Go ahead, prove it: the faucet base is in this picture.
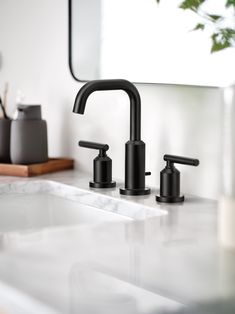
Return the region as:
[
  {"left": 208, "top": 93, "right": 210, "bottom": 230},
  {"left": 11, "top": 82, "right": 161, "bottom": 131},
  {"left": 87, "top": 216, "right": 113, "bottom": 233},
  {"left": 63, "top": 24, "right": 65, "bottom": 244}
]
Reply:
[
  {"left": 120, "top": 187, "right": 151, "bottom": 196},
  {"left": 90, "top": 181, "right": 116, "bottom": 188},
  {"left": 156, "top": 195, "right": 184, "bottom": 203}
]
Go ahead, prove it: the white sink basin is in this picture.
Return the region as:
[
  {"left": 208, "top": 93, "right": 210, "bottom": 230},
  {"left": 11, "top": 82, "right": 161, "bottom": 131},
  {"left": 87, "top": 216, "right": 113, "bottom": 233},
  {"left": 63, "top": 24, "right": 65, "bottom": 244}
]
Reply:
[
  {"left": 0, "top": 193, "right": 130, "bottom": 233},
  {"left": 0, "top": 180, "right": 165, "bottom": 234}
]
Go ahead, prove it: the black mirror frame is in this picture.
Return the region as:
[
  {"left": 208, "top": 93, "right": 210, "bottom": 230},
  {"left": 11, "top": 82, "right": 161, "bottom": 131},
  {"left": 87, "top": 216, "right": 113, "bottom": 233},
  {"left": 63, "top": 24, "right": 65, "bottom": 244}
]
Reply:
[{"left": 68, "top": 0, "right": 87, "bottom": 83}]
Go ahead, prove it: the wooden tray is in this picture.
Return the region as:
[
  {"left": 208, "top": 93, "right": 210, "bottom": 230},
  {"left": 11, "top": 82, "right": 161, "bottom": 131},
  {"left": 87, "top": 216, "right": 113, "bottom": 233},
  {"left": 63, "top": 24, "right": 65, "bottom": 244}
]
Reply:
[{"left": 0, "top": 158, "right": 74, "bottom": 177}]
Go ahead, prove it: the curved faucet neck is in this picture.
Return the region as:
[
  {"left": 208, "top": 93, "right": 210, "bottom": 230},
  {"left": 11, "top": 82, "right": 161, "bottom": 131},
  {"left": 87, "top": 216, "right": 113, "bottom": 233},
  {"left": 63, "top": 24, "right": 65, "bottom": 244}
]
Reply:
[{"left": 73, "top": 79, "right": 141, "bottom": 141}]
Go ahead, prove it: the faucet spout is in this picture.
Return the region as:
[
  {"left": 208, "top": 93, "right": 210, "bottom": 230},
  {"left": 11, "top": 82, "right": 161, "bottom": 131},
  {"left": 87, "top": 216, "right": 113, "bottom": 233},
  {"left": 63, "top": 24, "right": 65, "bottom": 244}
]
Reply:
[{"left": 73, "top": 79, "right": 141, "bottom": 141}]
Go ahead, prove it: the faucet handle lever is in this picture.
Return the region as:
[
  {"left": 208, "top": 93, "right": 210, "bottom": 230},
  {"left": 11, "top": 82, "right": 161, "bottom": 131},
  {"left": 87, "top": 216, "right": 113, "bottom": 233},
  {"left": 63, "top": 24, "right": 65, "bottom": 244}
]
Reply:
[
  {"left": 164, "top": 154, "right": 199, "bottom": 167},
  {"left": 79, "top": 141, "right": 109, "bottom": 157}
]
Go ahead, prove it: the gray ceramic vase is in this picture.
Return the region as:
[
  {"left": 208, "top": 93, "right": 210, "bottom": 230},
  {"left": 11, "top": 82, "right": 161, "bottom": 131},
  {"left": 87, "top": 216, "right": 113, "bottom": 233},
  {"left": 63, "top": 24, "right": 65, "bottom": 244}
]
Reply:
[
  {"left": 0, "top": 118, "right": 11, "bottom": 163},
  {"left": 10, "top": 105, "right": 48, "bottom": 164}
]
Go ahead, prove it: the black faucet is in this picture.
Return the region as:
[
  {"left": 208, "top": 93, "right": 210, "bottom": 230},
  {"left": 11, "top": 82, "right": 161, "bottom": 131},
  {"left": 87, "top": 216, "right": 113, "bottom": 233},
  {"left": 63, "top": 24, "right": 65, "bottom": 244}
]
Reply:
[{"left": 73, "top": 79, "right": 150, "bottom": 196}]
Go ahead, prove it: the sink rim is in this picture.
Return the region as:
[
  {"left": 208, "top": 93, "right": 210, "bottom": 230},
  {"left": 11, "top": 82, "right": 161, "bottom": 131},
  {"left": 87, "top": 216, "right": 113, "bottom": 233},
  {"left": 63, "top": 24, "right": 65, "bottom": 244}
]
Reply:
[{"left": 0, "top": 179, "right": 167, "bottom": 222}]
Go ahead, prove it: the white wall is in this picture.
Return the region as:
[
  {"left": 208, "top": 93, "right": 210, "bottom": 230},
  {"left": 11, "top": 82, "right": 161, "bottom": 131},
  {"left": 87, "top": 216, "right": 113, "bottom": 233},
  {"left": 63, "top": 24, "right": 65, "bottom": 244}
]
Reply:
[{"left": 0, "top": 0, "right": 222, "bottom": 199}]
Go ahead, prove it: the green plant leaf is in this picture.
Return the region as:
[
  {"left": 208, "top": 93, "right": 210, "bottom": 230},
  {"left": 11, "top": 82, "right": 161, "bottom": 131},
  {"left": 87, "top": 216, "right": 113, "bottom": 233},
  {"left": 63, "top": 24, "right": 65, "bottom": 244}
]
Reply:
[
  {"left": 156, "top": 0, "right": 235, "bottom": 53},
  {"left": 211, "top": 32, "right": 232, "bottom": 52},
  {"left": 226, "top": 0, "right": 235, "bottom": 8},
  {"left": 192, "top": 23, "right": 205, "bottom": 30},
  {"left": 179, "top": 0, "right": 206, "bottom": 11},
  {"left": 208, "top": 14, "right": 223, "bottom": 21},
  {"left": 221, "top": 28, "right": 235, "bottom": 37},
  {"left": 211, "top": 40, "right": 231, "bottom": 52}
]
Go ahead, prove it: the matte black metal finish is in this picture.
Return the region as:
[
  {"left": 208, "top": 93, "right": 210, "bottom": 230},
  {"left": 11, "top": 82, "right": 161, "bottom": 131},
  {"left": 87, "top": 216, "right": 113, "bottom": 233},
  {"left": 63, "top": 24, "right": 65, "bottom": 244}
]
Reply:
[
  {"left": 73, "top": 79, "right": 141, "bottom": 141},
  {"left": 164, "top": 154, "right": 200, "bottom": 167},
  {"left": 79, "top": 141, "right": 116, "bottom": 189},
  {"left": 156, "top": 195, "right": 185, "bottom": 203},
  {"left": 73, "top": 79, "right": 150, "bottom": 196},
  {"left": 90, "top": 181, "right": 116, "bottom": 188},
  {"left": 120, "top": 187, "right": 151, "bottom": 196},
  {"left": 156, "top": 154, "right": 199, "bottom": 203},
  {"left": 120, "top": 140, "right": 150, "bottom": 195},
  {"left": 79, "top": 141, "right": 109, "bottom": 157}
]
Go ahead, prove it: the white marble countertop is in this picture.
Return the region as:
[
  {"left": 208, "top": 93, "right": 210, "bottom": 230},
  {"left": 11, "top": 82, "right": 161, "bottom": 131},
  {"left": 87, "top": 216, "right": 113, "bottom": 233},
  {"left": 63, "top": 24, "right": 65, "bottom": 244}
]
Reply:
[{"left": 0, "top": 170, "right": 233, "bottom": 314}]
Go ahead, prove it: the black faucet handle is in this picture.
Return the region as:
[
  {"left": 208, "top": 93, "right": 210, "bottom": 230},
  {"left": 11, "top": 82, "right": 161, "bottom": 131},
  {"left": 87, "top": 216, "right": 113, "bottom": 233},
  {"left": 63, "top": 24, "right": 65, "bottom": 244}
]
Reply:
[
  {"left": 79, "top": 141, "right": 109, "bottom": 157},
  {"left": 156, "top": 154, "right": 200, "bottom": 203},
  {"left": 164, "top": 154, "right": 199, "bottom": 167},
  {"left": 78, "top": 140, "right": 116, "bottom": 189}
]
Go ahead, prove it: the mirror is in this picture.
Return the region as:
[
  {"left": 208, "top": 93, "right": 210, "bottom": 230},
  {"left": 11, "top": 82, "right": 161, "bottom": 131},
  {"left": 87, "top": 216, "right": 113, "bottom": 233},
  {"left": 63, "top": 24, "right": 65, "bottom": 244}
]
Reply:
[{"left": 69, "top": 0, "right": 235, "bottom": 86}]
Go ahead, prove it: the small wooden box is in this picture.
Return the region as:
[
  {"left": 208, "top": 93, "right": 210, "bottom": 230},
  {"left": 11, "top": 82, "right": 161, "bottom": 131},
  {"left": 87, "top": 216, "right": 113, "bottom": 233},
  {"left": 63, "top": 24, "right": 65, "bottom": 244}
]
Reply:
[{"left": 0, "top": 158, "right": 74, "bottom": 177}]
